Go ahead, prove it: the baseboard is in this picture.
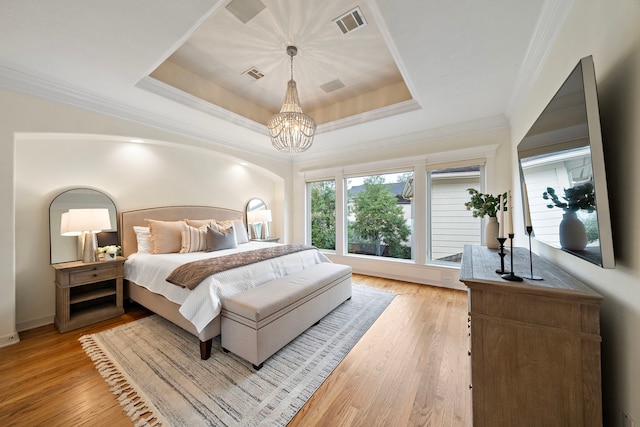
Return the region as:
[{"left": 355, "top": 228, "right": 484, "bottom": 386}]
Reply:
[
  {"left": 0, "top": 330, "right": 20, "bottom": 348},
  {"left": 16, "top": 315, "right": 54, "bottom": 333},
  {"left": 325, "top": 254, "right": 466, "bottom": 291}
]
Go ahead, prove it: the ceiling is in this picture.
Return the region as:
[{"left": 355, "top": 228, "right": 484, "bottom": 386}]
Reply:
[
  {"left": 0, "top": 0, "right": 572, "bottom": 163},
  {"left": 150, "top": 1, "right": 412, "bottom": 127}
]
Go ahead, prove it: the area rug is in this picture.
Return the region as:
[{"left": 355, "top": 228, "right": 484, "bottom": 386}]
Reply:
[{"left": 80, "top": 284, "right": 395, "bottom": 427}]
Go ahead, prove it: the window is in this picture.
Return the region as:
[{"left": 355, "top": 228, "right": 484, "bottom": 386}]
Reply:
[
  {"left": 308, "top": 180, "right": 336, "bottom": 250},
  {"left": 346, "top": 171, "right": 413, "bottom": 260},
  {"left": 303, "top": 148, "right": 493, "bottom": 271},
  {"left": 429, "top": 166, "right": 481, "bottom": 263}
]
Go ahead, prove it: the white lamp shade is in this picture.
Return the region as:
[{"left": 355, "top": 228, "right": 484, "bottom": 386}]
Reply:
[
  {"left": 66, "top": 208, "right": 112, "bottom": 233},
  {"left": 247, "top": 211, "right": 257, "bottom": 224},
  {"left": 60, "top": 212, "right": 81, "bottom": 236},
  {"left": 253, "top": 209, "right": 272, "bottom": 222}
]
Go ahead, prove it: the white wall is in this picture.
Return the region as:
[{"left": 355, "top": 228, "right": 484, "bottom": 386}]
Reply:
[
  {"left": 0, "top": 88, "right": 290, "bottom": 342},
  {"left": 510, "top": 0, "right": 640, "bottom": 424}
]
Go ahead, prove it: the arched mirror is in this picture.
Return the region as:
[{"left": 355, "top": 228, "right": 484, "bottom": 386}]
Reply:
[
  {"left": 245, "top": 198, "right": 269, "bottom": 239},
  {"left": 50, "top": 188, "right": 118, "bottom": 264}
]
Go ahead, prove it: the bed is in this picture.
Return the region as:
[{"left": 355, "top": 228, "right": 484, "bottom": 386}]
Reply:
[{"left": 120, "top": 206, "right": 330, "bottom": 359}]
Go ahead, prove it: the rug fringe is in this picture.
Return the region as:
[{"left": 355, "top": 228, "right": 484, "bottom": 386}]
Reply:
[{"left": 79, "top": 335, "right": 162, "bottom": 427}]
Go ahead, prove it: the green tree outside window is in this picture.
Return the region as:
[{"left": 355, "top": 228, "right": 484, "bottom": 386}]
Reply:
[
  {"left": 310, "top": 180, "right": 336, "bottom": 250},
  {"left": 349, "top": 175, "right": 411, "bottom": 258}
]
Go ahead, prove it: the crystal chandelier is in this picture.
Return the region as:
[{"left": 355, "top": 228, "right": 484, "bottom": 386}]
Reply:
[{"left": 267, "top": 46, "right": 316, "bottom": 153}]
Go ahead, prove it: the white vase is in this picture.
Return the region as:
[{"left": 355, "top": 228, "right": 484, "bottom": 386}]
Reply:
[
  {"left": 559, "top": 211, "right": 587, "bottom": 251},
  {"left": 485, "top": 216, "right": 499, "bottom": 249},
  {"left": 105, "top": 250, "right": 118, "bottom": 261}
]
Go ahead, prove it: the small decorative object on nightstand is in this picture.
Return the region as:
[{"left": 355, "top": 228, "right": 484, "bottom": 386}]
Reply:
[
  {"left": 251, "top": 237, "right": 280, "bottom": 243},
  {"left": 52, "top": 257, "right": 125, "bottom": 332}
]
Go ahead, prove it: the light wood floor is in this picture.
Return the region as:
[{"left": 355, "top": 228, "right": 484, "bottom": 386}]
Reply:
[{"left": 0, "top": 274, "right": 470, "bottom": 426}]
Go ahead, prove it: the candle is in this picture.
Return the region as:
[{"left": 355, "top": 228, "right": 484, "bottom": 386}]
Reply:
[
  {"left": 498, "top": 194, "right": 504, "bottom": 238},
  {"left": 522, "top": 183, "right": 532, "bottom": 228},
  {"left": 508, "top": 190, "right": 514, "bottom": 235}
]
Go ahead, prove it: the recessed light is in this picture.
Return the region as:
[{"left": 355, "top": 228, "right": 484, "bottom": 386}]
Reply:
[{"left": 129, "top": 138, "right": 145, "bottom": 143}]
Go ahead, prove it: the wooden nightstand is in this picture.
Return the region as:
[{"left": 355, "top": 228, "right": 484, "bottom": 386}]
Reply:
[{"left": 52, "top": 257, "right": 125, "bottom": 333}]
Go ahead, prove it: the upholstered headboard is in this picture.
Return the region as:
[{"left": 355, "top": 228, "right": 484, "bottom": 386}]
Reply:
[{"left": 120, "top": 206, "right": 244, "bottom": 258}]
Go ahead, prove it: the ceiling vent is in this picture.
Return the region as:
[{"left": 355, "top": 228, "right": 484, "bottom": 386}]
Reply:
[
  {"left": 243, "top": 66, "right": 265, "bottom": 80},
  {"left": 226, "top": 0, "right": 266, "bottom": 24},
  {"left": 333, "top": 7, "right": 367, "bottom": 35},
  {"left": 320, "top": 79, "right": 346, "bottom": 94}
]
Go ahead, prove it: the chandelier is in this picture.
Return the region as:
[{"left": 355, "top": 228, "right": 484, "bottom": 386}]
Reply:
[{"left": 267, "top": 46, "right": 316, "bottom": 153}]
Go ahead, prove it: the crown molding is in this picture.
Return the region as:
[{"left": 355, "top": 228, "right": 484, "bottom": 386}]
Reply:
[
  {"left": 365, "top": 0, "right": 420, "bottom": 103},
  {"left": 295, "top": 114, "right": 509, "bottom": 167},
  {"left": 0, "top": 60, "right": 289, "bottom": 162},
  {"left": 316, "top": 99, "right": 421, "bottom": 133},
  {"left": 136, "top": 76, "right": 269, "bottom": 135},
  {"left": 504, "top": 0, "right": 576, "bottom": 119}
]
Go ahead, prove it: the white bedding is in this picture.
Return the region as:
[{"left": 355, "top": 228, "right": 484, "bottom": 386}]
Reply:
[{"left": 124, "top": 242, "right": 330, "bottom": 333}]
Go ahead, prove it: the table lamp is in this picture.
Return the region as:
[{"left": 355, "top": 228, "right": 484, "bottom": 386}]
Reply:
[
  {"left": 64, "top": 208, "right": 112, "bottom": 262},
  {"left": 253, "top": 209, "right": 272, "bottom": 239}
]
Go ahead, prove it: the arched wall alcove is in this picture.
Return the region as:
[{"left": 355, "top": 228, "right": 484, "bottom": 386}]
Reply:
[{"left": 14, "top": 132, "right": 285, "bottom": 331}]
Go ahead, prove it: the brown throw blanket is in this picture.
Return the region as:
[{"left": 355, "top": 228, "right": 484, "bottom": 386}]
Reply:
[{"left": 166, "top": 244, "right": 316, "bottom": 290}]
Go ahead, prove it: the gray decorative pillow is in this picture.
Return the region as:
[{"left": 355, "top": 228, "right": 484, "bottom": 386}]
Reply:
[{"left": 206, "top": 225, "right": 238, "bottom": 252}]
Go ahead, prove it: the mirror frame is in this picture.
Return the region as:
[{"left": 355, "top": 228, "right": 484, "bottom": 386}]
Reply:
[
  {"left": 49, "top": 188, "right": 118, "bottom": 264},
  {"left": 517, "top": 56, "right": 614, "bottom": 268}
]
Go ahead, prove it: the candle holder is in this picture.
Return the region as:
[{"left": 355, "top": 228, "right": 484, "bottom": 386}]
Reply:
[
  {"left": 501, "top": 233, "right": 523, "bottom": 282},
  {"left": 522, "top": 226, "right": 543, "bottom": 280},
  {"left": 495, "top": 237, "right": 507, "bottom": 274}
]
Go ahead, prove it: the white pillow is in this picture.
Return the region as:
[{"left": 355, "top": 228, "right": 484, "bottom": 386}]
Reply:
[
  {"left": 233, "top": 219, "right": 249, "bottom": 244},
  {"left": 133, "top": 226, "right": 151, "bottom": 254}
]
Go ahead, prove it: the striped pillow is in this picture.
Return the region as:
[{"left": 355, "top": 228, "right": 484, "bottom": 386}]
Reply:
[{"left": 180, "top": 223, "right": 209, "bottom": 253}]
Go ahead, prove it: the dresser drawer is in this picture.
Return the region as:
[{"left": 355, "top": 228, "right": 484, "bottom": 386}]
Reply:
[{"left": 69, "top": 265, "right": 119, "bottom": 285}]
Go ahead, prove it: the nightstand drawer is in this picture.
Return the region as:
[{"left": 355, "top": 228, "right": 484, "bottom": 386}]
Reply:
[{"left": 69, "top": 265, "right": 119, "bottom": 285}]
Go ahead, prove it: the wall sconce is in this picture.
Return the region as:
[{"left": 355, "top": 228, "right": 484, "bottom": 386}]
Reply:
[{"left": 62, "top": 208, "right": 111, "bottom": 262}]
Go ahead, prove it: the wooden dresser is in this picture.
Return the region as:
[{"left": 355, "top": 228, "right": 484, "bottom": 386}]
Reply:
[{"left": 459, "top": 245, "right": 603, "bottom": 427}]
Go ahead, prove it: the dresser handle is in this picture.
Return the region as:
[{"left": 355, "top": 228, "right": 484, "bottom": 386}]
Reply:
[{"left": 468, "top": 350, "right": 471, "bottom": 356}]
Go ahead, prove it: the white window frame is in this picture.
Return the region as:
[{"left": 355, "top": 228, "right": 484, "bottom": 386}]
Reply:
[{"left": 302, "top": 145, "right": 498, "bottom": 267}]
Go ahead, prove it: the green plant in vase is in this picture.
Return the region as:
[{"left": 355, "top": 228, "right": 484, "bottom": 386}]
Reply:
[
  {"left": 97, "top": 245, "right": 121, "bottom": 261},
  {"left": 542, "top": 181, "right": 596, "bottom": 213},
  {"left": 542, "top": 181, "right": 596, "bottom": 250},
  {"left": 464, "top": 188, "right": 507, "bottom": 249},
  {"left": 464, "top": 189, "right": 507, "bottom": 218}
]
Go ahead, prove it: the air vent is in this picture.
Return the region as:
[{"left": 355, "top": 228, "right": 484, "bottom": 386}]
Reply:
[
  {"left": 243, "top": 66, "right": 265, "bottom": 80},
  {"left": 334, "top": 7, "right": 367, "bottom": 35},
  {"left": 226, "top": 0, "right": 266, "bottom": 24},
  {"left": 320, "top": 79, "right": 345, "bottom": 94}
]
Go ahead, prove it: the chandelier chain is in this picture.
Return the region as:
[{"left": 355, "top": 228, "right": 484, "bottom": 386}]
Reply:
[{"left": 290, "top": 52, "right": 294, "bottom": 81}]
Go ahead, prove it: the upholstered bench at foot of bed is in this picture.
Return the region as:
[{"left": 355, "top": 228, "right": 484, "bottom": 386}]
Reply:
[{"left": 220, "top": 262, "right": 352, "bottom": 369}]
